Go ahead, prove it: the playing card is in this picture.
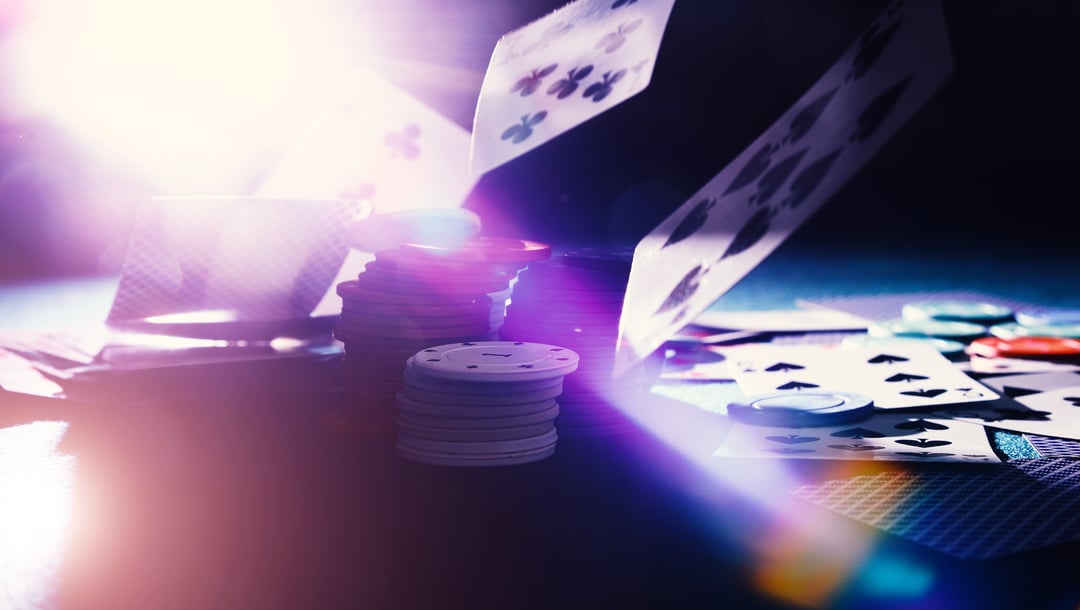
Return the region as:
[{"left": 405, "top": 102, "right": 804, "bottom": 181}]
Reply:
[
  {"left": 470, "top": 0, "right": 676, "bottom": 175},
  {"left": 258, "top": 67, "right": 478, "bottom": 215},
  {"left": 691, "top": 308, "right": 871, "bottom": 333},
  {"left": 792, "top": 458, "right": 1080, "bottom": 559},
  {"left": 940, "top": 372, "right": 1080, "bottom": 440},
  {"left": 615, "top": 0, "right": 954, "bottom": 376},
  {"left": 719, "top": 342, "right": 997, "bottom": 409},
  {"left": 962, "top": 354, "right": 1080, "bottom": 375},
  {"left": 717, "top": 411, "right": 1000, "bottom": 463}
]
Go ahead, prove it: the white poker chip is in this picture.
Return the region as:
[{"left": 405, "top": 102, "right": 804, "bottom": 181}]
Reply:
[
  {"left": 400, "top": 383, "right": 565, "bottom": 406},
  {"left": 397, "top": 426, "right": 558, "bottom": 455},
  {"left": 396, "top": 402, "right": 560, "bottom": 430},
  {"left": 395, "top": 392, "right": 558, "bottom": 418},
  {"left": 410, "top": 341, "right": 579, "bottom": 382},
  {"left": 395, "top": 441, "right": 556, "bottom": 467},
  {"left": 394, "top": 418, "right": 555, "bottom": 443},
  {"left": 403, "top": 359, "right": 563, "bottom": 394},
  {"left": 727, "top": 391, "right": 875, "bottom": 427}
]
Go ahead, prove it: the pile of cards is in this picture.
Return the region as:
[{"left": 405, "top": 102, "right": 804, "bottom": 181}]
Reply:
[{"left": 395, "top": 341, "right": 579, "bottom": 466}]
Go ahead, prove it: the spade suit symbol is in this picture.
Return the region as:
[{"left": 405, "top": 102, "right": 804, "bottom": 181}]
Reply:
[
  {"left": 776, "top": 380, "right": 819, "bottom": 391},
  {"left": 847, "top": 21, "right": 902, "bottom": 81},
  {"left": 868, "top": 353, "right": 910, "bottom": 365},
  {"left": 894, "top": 419, "right": 949, "bottom": 432},
  {"left": 1002, "top": 386, "right": 1042, "bottom": 399},
  {"left": 831, "top": 427, "right": 885, "bottom": 439},
  {"left": 885, "top": 372, "right": 929, "bottom": 383},
  {"left": 783, "top": 86, "right": 839, "bottom": 145},
  {"left": 850, "top": 76, "right": 912, "bottom": 143},
  {"left": 899, "top": 388, "right": 947, "bottom": 398},
  {"left": 778, "top": 148, "right": 841, "bottom": 210},
  {"left": 719, "top": 207, "right": 775, "bottom": 260},
  {"left": 895, "top": 438, "right": 952, "bottom": 448},
  {"left": 765, "top": 362, "right": 805, "bottom": 372},
  {"left": 663, "top": 198, "right": 715, "bottom": 248},
  {"left": 749, "top": 148, "right": 807, "bottom": 207},
  {"left": 655, "top": 264, "right": 708, "bottom": 315},
  {"left": 723, "top": 144, "right": 775, "bottom": 196}
]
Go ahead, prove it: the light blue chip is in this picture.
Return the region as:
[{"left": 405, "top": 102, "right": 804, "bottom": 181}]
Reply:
[
  {"left": 901, "top": 300, "right": 1013, "bottom": 323},
  {"left": 868, "top": 318, "right": 987, "bottom": 341},
  {"left": 841, "top": 334, "right": 966, "bottom": 356},
  {"left": 989, "top": 321, "right": 1080, "bottom": 340},
  {"left": 1015, "top": 308, "right": 1080, "bottom": 327}
]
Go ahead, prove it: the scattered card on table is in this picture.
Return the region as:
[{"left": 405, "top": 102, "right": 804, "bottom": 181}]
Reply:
[
  {"left": 719, "top": 342, "right": 998, "bottom": 409},
  {"left": 717, "top": 411, "right": 1000, "bottom": 463},
  {"left": 939, "top": 372, "right": 1080, "bottom": 440},
  {"left": 470, "top": 0, "right": 676, "bottom": 175},
  {"left": 615, "top": 0, "right": 954, "bottom": 376}
]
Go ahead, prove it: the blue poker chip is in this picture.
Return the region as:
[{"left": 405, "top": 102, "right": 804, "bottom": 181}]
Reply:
[
  {"left": 727, "top": 391, "right": 875, "bottom": 427},
  {"left": 1015, "top": 308, "right": 1080, "bottom": 327},
  {"left": 868, "top": 318, "right": 987, "bottom": 341},
  {"left": 901, "top": 300, "right": 1014, "bottom": 324},
  {"left": 988, "top": 321, "right": 1080, "bottom": 340}
]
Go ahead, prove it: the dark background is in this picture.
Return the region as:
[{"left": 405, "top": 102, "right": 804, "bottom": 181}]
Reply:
[{"left": 1, "top": 0, "right": 1077, "bottom": 281}]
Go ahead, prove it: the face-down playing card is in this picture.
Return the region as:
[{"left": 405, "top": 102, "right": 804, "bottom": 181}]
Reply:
[
  {"left": 470, "top": 0, "right": 676, "bottom": 175},
  {"left": 615, "top": 0, "right": 955, "bottom": 376}
]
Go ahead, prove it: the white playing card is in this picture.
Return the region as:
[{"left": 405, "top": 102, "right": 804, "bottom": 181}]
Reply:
[
  {"left": 470, "top": 0, "right": 676, "bottom": 175},
  {"left": 691, "top": 308, "right": 872, "bottom": 333},
  {"left": 615, "top": 0, "right": 954, "bottom": 376},
  {"left": 719, "top": 342, "right": 997, "bottom": 409},
  {"left": 258, "top": 67, "right": 478, "bottom": 215},
  {"left": 716, "top": 411, "right": 1000, "bottom": 463},
  {"left": 941, "top": 386, "right": 1080, "bottom": 442},
  {"left": 962, "top": 355, "right": 1080, "bottom": 375}
]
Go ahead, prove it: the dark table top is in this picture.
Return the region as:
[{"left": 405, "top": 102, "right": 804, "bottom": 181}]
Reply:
[{"left": 2, "top": 240, "right": 1079, "bottom": 610}]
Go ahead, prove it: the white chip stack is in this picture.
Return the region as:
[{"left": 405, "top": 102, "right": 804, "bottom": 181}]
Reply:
[{"left": 395, "top": 341, "right": 579, "bottom": 466}]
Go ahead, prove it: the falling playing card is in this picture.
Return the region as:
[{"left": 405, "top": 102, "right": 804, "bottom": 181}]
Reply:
[
  {"left": 718, "top": 342, "right": 997, "bottom": 409},
  {"left": 615, "top": 0, "right": 954, "bottom": 376},
  {"left": 259, "top": 67, "right": 478, "bottom": 214},
  {"left": 717, "top": 411, "right": 1000, "bottom": 463},
  {"left": 470, "top": 0, "right": 676, "bottom": 175}
]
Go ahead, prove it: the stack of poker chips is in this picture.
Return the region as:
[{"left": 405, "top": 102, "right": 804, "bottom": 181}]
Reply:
[
  {"left": 499, "top": 248, "right": 659, "bottom": 436},
  {"left": 328, "top": 238, "right": 551, "bottom": 436},
  {"left": 395, "top": 341, "right": 579, "bottom": 466}
]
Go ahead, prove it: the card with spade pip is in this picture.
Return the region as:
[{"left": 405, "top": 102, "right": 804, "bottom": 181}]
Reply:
[
  {"left": 720, "top": 342, "right": 998, "bottom": 409},
  {"left": 470, "top": 0, "right": 676, "bottom": 175},
  {"left": 615, "top": 0, "right": 955, "bottom": 376},
  {"left": 937, "top": 372, "right": 1080, "bottom": 441},
  {"left": 716, "top": 411, "right": 1001, "bottom": 463}
]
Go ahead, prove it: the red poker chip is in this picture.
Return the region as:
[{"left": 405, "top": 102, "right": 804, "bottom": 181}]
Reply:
[
  {"left": 967, "top": 336, "right": 1080, "bottom": 359},
  {"left": 400, "top": 237, "right": 551, "bottom": 264}
]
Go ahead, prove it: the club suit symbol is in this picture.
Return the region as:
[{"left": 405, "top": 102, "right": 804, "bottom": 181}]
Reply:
[
  {"left": 596, "top": 18, "right": 643, "bottom": 53},
  {"left": 501, "top": 112, "right": 548, "bottom": 144},
  {"left": 512, "top": 64, "right": 558, "bottom": 96},
  {"left": 548, "top": 65, "right": 594, "bottom": 99},
  {"left": 662, "top": 198, "right": 715, "bottom": 248},
  {"left": 583, "top": 69, "right": 627, "bottom": 102},
  {"left": 385, "top": 124, "right": 421, "bottom": 159}
]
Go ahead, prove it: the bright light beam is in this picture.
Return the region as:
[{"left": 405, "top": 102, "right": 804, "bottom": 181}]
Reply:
[{"left": 4, "top": 0, "right": 354, "bottom": 192}]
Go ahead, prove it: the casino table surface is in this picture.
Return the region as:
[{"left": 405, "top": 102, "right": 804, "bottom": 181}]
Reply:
[{"left": 1, "top": 239, "right": 1078, "bottom": 610}]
